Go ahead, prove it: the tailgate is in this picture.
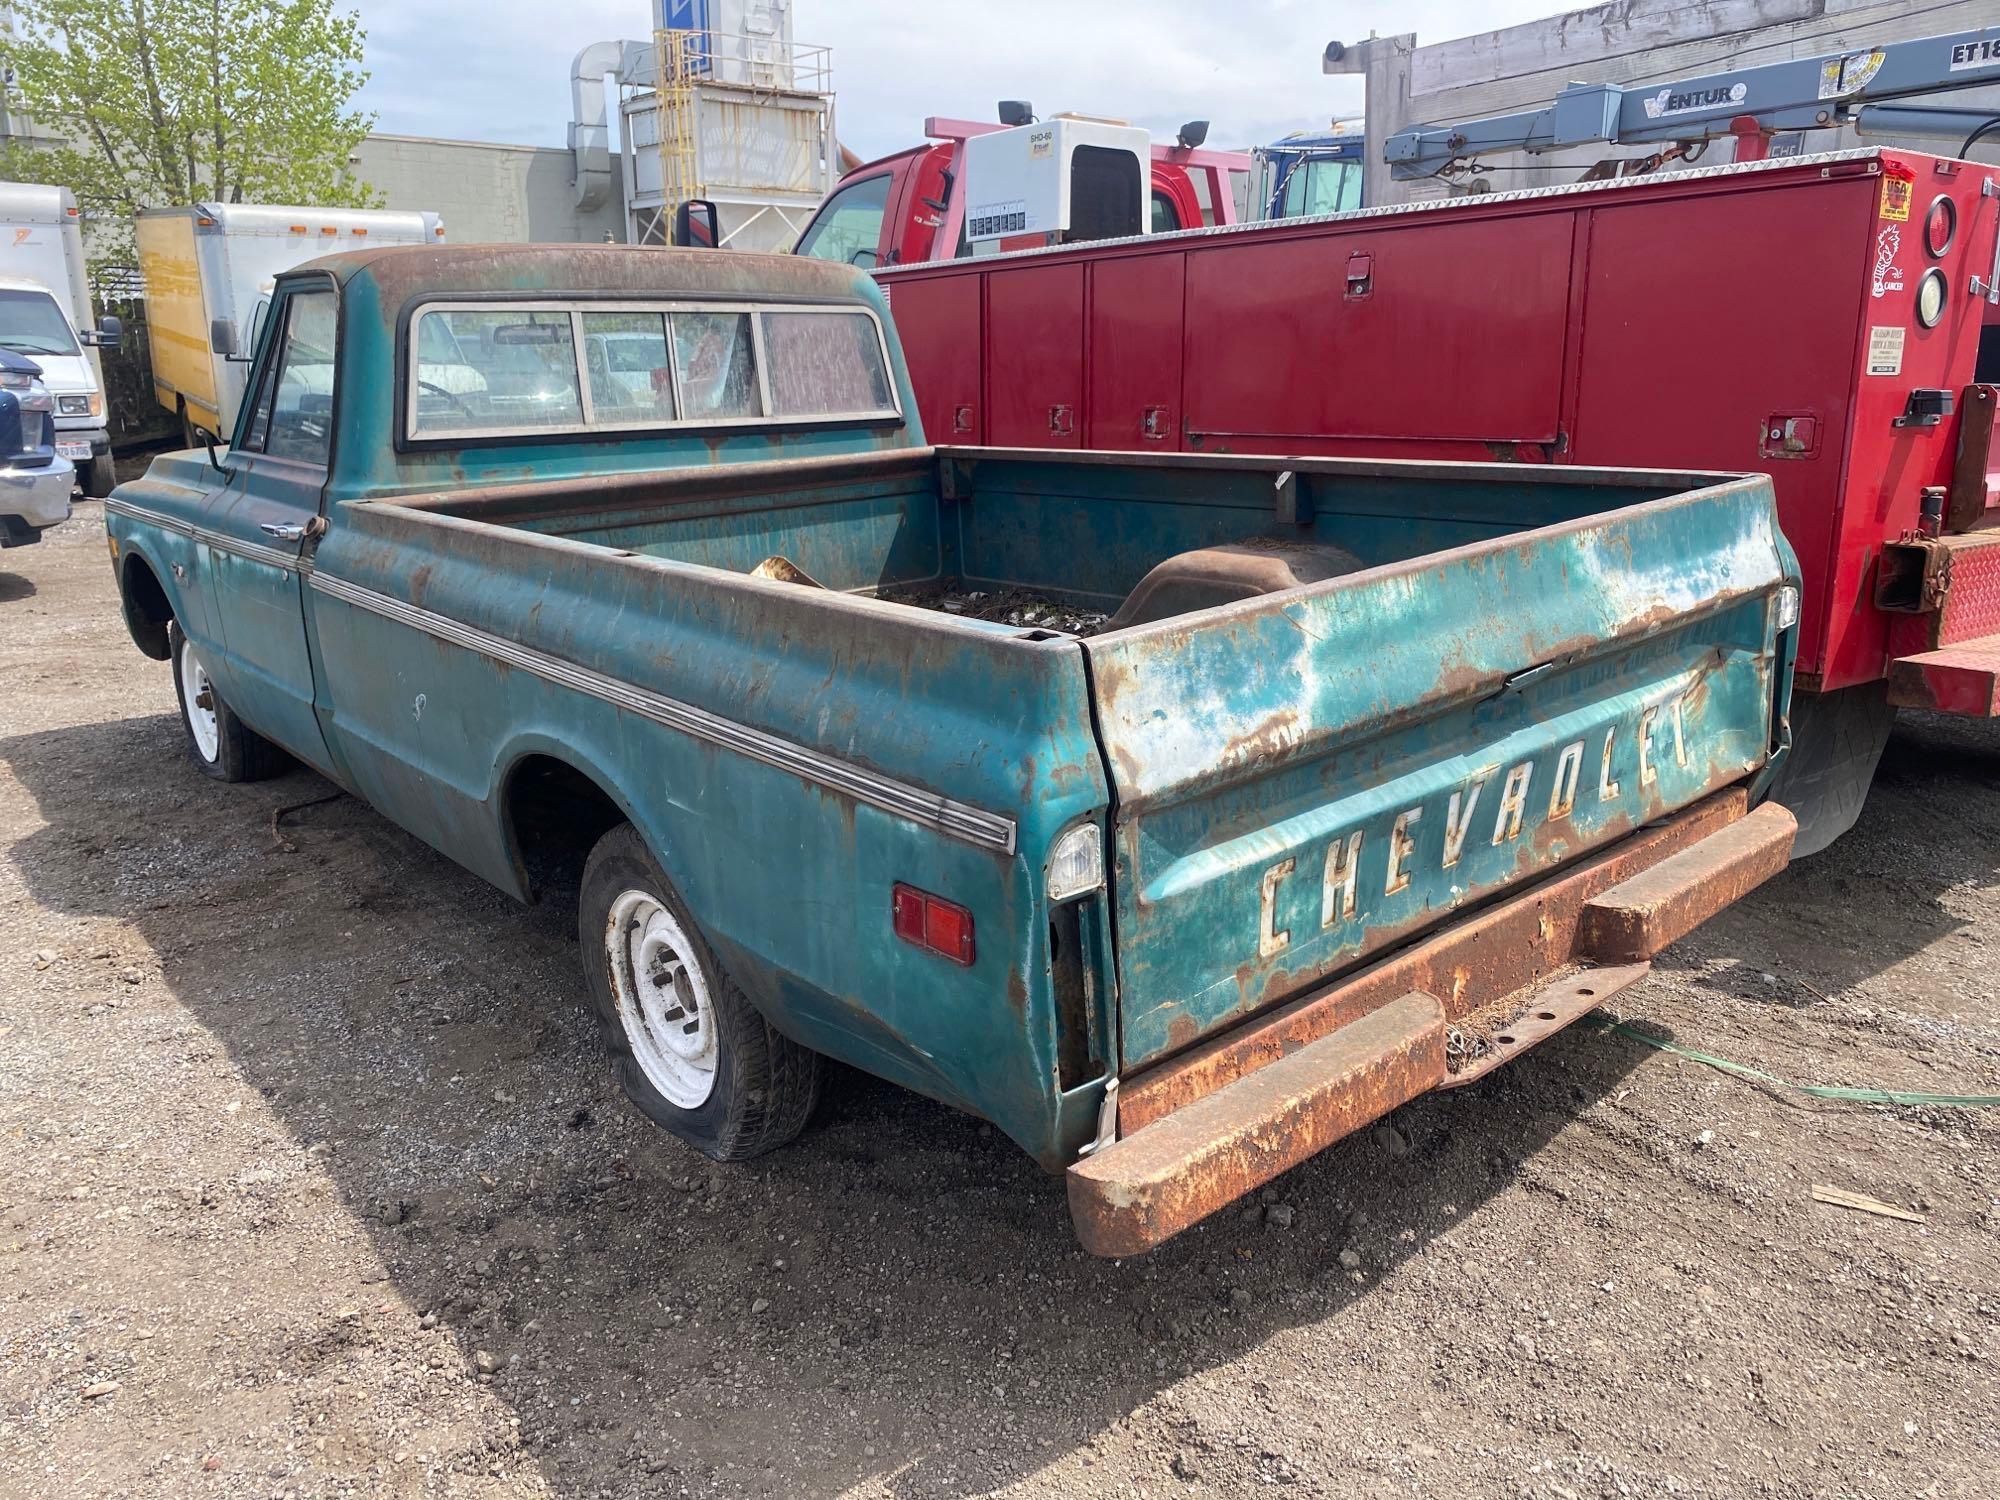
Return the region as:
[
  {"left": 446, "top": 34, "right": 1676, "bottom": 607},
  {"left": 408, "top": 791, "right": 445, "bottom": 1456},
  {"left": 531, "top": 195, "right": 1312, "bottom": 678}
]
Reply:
[{"left": 1085, "top": 475, "right": 1794, "bottom": 1070}]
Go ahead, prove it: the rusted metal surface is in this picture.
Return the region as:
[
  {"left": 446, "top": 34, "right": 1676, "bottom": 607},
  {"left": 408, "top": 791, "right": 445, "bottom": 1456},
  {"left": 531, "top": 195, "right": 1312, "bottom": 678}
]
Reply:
[
  {"left": 1101, "top": 538, "right": 1362, "bottom": 630},
  {"left": 318, "top": 241, "right": 871, "bottom": 307},
  {"left": 1081, "top": 470, "right": 1793, "bottom": 1072},
  {"left": 1575, "top": 803, "right": 1796, "bottom": 963},
  {"left": 1885, "top": 528, "right": 2000, "bottom": 662},
  {"left": 1067, "top": 991, "right": 1447, "bottom": 1258},
  {"left": 1437, "top": 961, "right": 1651, "bottom": 1091},
  {"left": 1875, "top": 536, "right": 1954, "bottom": 617},
  {"left": 1117, "top": 789, "right": 1749, "bottom": 1135},
  {"left": 1886, "top": 630, "right": 2000, "bottom": 715},
  {"left": 1946, "top": 383, "right": 1998, "bottom": 534},
  {"left": 1076, "top": 792, "right": 1791, "bottom": 1253}
]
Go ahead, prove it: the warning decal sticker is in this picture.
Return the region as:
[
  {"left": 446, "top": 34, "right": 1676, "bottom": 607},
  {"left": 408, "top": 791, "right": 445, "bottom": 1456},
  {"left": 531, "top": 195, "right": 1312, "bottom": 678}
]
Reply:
[
  {"left": 1867, "top": 326, "right": 1906, "bottom": 377},
  {"left": 1880, "top": 175, "right": 1912, "bottom": 222}
]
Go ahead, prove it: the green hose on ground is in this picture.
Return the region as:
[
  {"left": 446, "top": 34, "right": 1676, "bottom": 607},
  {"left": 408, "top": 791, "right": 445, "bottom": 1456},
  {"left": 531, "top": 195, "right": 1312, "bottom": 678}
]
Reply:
[{"left": 1582, "top": 1014, "right": 2000, "bottom": 1108}]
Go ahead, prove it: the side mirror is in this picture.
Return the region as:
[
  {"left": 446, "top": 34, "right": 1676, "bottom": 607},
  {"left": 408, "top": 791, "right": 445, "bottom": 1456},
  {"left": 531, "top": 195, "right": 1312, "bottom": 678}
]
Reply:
[
  {"left": 671, "top": 198, "right": 720, "bottom": 249},
  {"left": 210, "top": 317, "right": 239, "bottom": 359},
  {"left": 85, "top": 313, "right": 123, "bottom": 349}
]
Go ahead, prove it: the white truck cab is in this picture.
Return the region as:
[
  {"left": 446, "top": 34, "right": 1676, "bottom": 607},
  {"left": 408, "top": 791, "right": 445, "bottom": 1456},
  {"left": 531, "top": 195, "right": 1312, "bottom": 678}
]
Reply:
[{"left": 0, "top": 184, "right": 122, "bottom": 496}]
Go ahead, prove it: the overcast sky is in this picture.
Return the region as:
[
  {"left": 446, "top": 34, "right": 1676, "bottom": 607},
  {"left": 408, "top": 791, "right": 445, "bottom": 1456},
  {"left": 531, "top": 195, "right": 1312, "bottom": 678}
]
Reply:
[{"left": 348, "top": 0, "right": 1561, "bottom": 161}]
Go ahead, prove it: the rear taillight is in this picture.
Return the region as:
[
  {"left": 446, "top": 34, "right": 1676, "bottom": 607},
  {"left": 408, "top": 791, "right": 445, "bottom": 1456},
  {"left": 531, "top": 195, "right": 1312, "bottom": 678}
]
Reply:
[{"left": 892, "top": 883, "right": 975, "bottom": 965}]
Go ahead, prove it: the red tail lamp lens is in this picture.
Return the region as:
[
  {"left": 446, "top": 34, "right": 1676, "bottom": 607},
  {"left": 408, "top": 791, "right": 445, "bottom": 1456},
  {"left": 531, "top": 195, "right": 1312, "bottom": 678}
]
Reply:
[{"left": 892, "top": 883, "right": 975, "bottom": 965}]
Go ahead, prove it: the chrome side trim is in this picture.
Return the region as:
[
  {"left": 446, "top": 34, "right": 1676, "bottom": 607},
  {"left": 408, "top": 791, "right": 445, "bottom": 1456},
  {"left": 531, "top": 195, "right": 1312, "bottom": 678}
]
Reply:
[
  {"left": 308, "top": 571, "right": 1019, "bottom": 855},
  {"left": 193, "top": 525, "right": 300, "bottom": 572},
  {"left": 104, "top": 497, "right": 303, "bottom": 572},
  {"left": 103, "top": 496, "right": 193, "bottom": 537}
]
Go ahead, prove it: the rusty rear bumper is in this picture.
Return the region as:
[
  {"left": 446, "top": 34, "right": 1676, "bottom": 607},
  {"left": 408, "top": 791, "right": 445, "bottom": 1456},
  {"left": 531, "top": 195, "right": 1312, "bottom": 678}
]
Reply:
[{"left": 1067, "top": 792, "right": 1796, "bottom": 1258}]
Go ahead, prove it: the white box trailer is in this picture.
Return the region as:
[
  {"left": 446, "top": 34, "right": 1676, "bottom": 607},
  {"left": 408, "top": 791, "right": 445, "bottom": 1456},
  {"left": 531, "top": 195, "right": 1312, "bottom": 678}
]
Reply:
[
  {"left": 135, "top": 203, "right": 444, "bottom": 442},
  {"left": 0, "top": 183, "right": 123, "bottom": 496}
]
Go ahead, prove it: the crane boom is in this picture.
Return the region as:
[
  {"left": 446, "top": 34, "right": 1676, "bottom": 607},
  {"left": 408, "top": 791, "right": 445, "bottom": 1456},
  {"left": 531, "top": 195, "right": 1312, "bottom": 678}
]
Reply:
[{"left": 1385, "top": 27, "right": 2000, "bottom": 180}]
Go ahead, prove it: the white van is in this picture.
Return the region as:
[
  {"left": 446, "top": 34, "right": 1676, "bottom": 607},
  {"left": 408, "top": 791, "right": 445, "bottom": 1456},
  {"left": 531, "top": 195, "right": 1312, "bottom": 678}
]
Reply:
[{"left": 0, "top": 183, "right": 122, "bottom": 496}]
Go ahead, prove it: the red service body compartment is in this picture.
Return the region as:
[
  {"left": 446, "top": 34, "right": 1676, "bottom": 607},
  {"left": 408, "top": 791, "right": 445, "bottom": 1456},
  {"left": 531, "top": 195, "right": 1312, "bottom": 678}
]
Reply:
[{"left": 879, "top": 149, "right": 2000, "bottom": 699}]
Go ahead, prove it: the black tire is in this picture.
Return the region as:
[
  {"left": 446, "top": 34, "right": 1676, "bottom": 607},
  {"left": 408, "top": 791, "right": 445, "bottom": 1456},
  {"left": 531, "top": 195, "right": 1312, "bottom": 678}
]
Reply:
[
  {"left": 168, "top": 622, "right": 290, "bottom": 782},
  {"left": 1762, "top": 681, "right": 1895, "bottom": 858},
  {"left": 578, "top": 823, "right": 821, "bottom": 1160},
  {"left": 83, "top": 452, "right": 116, "bottom": 499}
]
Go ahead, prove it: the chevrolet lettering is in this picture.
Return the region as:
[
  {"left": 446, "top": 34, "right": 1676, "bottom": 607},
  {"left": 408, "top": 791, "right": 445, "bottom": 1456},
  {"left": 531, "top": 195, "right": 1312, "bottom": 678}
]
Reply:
[{"left": 1258, "top": 694, "right": 1696, "bottom": 961}]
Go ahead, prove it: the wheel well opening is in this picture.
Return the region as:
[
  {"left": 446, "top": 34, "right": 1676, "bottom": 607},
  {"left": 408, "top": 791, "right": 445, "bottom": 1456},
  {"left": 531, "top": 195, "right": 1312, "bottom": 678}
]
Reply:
[
  {"left": 505, "top": 755, "right": 628, "bottom": 907},
  {"left": 120, "top": 554, "right": 173, "bottom": 660}
]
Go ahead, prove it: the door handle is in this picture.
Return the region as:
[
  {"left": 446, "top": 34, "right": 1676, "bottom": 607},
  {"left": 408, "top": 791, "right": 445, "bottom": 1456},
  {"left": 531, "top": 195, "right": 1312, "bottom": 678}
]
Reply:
[{"left": 260, "top": 522, "right": 307, "bottom": 542}]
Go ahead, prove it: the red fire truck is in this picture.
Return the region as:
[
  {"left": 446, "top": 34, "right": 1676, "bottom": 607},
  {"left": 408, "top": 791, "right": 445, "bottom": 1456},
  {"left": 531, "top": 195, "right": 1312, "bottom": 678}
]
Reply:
[{"left": 873, "top": 146, "right": 2000, "bottom": 852}]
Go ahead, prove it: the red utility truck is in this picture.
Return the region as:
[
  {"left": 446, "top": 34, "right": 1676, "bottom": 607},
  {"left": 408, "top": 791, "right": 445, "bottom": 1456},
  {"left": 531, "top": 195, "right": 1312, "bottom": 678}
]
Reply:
[
  {"left": 874, "top": 147, "right": 2000, "bottom": 853},
  {"left": 795, "top": 114, "right": 1249, "bottom": 270}
]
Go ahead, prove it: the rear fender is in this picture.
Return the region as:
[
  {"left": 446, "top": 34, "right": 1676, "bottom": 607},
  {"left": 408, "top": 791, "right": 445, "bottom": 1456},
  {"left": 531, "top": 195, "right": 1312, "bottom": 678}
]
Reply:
[{"left": 491, "top": 732, "right": 655, "bottom": 904}]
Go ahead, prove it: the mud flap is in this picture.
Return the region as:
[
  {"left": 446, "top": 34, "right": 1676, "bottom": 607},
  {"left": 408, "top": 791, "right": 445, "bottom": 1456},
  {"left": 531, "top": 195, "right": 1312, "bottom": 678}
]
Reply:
[{"left": 1761, "top": 682, "right": 1894, "bottom": 858}]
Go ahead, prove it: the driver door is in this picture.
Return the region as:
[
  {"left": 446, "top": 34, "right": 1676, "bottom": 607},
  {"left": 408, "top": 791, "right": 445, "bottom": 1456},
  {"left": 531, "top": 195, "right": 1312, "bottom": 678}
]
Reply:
[{"left": 203, "top": 277, "right": 339, "bottom": 775}]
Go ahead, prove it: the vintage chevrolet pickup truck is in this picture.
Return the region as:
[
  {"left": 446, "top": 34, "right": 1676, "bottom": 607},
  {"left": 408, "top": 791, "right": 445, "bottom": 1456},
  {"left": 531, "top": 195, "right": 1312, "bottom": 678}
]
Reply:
[{"left": 104, "top": 245, "right": 1801, "bottom": 1254}]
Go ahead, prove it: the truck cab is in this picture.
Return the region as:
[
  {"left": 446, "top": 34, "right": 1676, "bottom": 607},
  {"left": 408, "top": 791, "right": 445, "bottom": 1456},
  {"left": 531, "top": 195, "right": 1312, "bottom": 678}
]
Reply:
[
  {"left": 1249, "top": 122, "right": 1368, "bottom": 220},
  {"left": 794, "top": 114, "right": 1248, "bottom": 268},
  {"left": 0, "top": 184, "right": 122, "bottom": 497}
]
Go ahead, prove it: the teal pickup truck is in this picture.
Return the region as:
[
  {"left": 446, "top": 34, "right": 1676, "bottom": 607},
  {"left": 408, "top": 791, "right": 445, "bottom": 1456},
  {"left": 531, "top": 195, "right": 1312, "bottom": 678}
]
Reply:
[{"left": 105, "top": 246, "right": 1800, "bottom": 1255}]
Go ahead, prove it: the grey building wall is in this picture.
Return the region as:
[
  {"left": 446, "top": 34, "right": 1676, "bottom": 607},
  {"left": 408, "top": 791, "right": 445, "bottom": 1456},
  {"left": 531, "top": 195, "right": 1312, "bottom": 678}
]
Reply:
[
  {"left": 1335, "top": 0, "right": 2000, "bottom": 207},
  {"left": 351, "top": 133, "right": 624, "bottom": 245}
]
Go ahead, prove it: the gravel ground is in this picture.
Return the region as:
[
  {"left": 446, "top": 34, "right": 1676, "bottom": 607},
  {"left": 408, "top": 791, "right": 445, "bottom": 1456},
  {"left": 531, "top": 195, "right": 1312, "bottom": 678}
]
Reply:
[{"left": 2, "top": 501, "right": 1997, "bottom": 1500}]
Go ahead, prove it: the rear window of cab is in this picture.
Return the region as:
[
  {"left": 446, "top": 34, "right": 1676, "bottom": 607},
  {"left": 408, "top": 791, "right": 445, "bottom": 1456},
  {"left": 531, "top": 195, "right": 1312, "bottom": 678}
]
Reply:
[{"left": 404, "top": 300, "right": 898, "bottom": 442}]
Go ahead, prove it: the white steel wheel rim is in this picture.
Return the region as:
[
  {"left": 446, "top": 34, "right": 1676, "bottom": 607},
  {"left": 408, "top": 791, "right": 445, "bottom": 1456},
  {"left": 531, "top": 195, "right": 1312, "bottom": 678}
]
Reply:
[
  {"left": 606, "top": 889, "right": 718, "bottom": 1108},
  {"left": 178, "top": 640, "right": 220, "bottom": 762}
]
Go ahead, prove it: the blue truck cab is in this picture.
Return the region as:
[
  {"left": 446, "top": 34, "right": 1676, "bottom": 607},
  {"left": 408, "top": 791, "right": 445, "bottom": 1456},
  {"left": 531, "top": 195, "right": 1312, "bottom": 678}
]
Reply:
[
  {"left": 1251, "top": 125, "right": 1368, "bottom": 221},
  {"left": 106, "top": 245, "right": 1800, "bottom": 1254}
]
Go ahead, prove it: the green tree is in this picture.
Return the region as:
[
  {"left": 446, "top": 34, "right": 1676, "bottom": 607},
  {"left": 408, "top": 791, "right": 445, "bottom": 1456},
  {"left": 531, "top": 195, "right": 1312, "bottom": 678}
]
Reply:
[{"left": 0, "top": 0, "right": 378, "bottom": 272}]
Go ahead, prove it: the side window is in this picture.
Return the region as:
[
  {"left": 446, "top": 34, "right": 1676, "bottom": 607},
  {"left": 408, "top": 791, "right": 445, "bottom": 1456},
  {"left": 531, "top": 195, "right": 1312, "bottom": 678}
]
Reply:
[
  {"left": 1280, "top": 161, "right": 1307, "bottom": 218},
  {"left": 264, "top": 290, "right": 338, "bottom": 464},
  {"left": 581, "top": 311, "right": 676, "bottom": 424},
  {"left": 1331, "top": 162, "right": 1362, "bottom": 213},
  {"left": 409, "top": 309, "right": 581, "bottom": 437},
  {"left": 238, "top": 286, "right": 336, "bottom": 460},
  {"left": 399, "top": 300, "right": 894, "bottom": 439},
  {"left": 795, "top": 173, "right": 891, "bottom": 266},
  {"left": 762, "top": 312, "right": 893, "bottom": 417},
  {"left": 1150, "top": 191, "right": 1182, "bottom": 234},
  {"left": 1284, "top": 161, "right": 1360, "bottom": 218},
  {"left": 671, "top": 311, "right": 762, "bottom": 419},
  {"left": 248, "top": 297, "right": 270, "bottom": 359}
]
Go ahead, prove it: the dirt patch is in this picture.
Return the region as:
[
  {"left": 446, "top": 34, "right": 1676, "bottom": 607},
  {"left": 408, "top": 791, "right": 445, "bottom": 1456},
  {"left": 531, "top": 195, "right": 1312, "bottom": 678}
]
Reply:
[{"left": 1, "top": 504, "right": 1996, "bottom": 1498}]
